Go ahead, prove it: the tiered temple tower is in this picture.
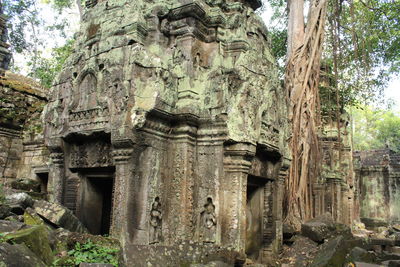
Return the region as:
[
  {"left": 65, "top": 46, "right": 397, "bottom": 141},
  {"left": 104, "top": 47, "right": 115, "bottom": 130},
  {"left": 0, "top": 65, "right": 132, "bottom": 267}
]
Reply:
[{"left": 43, "top": 0, "right": 291, "bottom": 264}]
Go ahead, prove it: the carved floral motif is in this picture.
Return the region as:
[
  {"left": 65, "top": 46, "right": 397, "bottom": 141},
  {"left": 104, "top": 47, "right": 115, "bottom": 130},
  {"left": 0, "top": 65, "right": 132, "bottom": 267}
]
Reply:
[{"left": 70, "top": 141, "right": 112, "bottom": 168}]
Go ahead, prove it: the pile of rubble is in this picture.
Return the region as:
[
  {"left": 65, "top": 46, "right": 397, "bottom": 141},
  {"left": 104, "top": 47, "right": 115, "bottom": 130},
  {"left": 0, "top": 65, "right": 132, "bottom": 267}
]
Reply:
[
  {"left": 279, "top": 213, "right": 400, "bottom": 267},
  {"left": 0, "top": 184, "right": 120, "bottom": 267}
]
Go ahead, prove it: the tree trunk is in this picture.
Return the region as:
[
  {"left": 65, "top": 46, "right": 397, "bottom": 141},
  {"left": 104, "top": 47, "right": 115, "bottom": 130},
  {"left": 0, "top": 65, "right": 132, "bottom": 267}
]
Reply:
[
  {"left": 76, "top": 0, "right": 83, "bottom": 20},
  {"left": 284, "top": 0, "right": 328, "bottom": 229}
]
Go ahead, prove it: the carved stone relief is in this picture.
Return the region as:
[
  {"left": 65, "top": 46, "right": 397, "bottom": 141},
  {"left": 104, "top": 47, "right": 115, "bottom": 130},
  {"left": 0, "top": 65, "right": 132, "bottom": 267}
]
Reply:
[
  {"left": 200, "top": 197, "right": 216, "bottom": 243},
  {"left": 70, "top": 140, "right": 112, "bottom": 168},
  {"left": 149, "top": 197, "right": 162, "bottom": 244}
]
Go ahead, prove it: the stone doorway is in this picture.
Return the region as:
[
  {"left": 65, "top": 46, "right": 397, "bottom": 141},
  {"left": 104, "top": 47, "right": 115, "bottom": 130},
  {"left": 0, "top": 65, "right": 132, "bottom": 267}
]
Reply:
[
  {"left": 80, "top": 173, "right": 114, "bottom": 235},
  {"left": 246, "top": 176, "right": 271, "bottom": 261},
  {"left": 36, "top": 172, "right": 48, "bottom": 196}
]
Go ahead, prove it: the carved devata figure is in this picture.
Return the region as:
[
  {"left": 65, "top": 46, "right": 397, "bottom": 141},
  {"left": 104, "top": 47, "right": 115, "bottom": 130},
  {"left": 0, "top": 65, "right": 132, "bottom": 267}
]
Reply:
[
  {"left": 149, "top": 197, "right": 162, "bottom": 244},
  {"left": 200, "top": 197, "right": 217, "bottom": 243}
]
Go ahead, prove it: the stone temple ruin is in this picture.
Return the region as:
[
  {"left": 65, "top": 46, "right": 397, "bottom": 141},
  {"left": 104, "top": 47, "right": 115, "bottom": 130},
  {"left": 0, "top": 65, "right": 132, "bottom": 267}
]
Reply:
[
  {"left": 43, "top": 0, "right": 291, "bottom": 264},
  {"left": 0, "top": 0, "right": 399, "bottom": 265},
  {"left": 316, "top": 115, "right": 359, "bottom": 225},
  {"left": 354, "top": 149, "right": 400, "bottom": 227}
]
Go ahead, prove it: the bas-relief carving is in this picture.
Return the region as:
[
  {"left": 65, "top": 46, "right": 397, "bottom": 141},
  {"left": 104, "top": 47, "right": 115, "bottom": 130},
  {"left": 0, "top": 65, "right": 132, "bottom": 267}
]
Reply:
[
  {"left": 70, "top": 141, "right": 112, "bottom": 168},
  {"left": 149, "top": 197, "right": 162, "bottom": 244},
  {"left": 200, "top": 197, "right": 217, "bottom": 243}
]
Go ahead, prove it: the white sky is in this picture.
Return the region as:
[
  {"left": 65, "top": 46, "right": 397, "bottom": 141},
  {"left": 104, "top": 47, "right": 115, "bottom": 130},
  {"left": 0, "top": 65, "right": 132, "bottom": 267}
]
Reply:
[{"left": 12, "top": 2, "right": 400, "bottom": 110}]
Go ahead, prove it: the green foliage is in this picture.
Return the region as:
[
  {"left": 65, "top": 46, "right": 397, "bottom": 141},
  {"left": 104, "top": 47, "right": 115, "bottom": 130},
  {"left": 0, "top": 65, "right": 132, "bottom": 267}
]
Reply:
[
  {"left": 352, "top": 105, "right": 400, "bottom": 152},
  {"left": 2, "top": 0, "right": 41, "bottom": 54},
  {"left": 43, "top": 0, "right": 75, "bottom": 12},
  {"left": 324, "top": 0, "right": 400, "bottom": 107},
  {"left": 262, "top": 0, "right": 287, "bottom": 75},
  {"left": 28, "top": 39, "right": 74, "bottom": 88},
  {"left": 264, "top": 0, "right": 399, "bottom": 108},
  {"left": 53, "top": 240, "right": 119, "bottom": 267},
  {"left": 2, "top": 0, "right": 77, "bottom": 87}
]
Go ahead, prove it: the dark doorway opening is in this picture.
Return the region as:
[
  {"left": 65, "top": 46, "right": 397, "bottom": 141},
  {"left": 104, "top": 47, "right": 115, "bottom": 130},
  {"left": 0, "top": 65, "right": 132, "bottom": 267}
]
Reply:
[
  {"left": 81, "top": 176, "right": 114, "bottom": 235},
  {"left": 36, "top": 172, "right": 49, "bottom": 196},
  {"left": 246, "top": 175, "right": 271, "bottom": 261}
]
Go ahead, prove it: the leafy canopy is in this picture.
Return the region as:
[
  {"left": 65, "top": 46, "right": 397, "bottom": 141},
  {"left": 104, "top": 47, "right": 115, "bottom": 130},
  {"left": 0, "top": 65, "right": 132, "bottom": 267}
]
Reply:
[
  {"left": 2, "top": 0, "right": 78, "bottom": 87},
  {"left": 352, "top": 105, "right": 400, "bottom": 152}
]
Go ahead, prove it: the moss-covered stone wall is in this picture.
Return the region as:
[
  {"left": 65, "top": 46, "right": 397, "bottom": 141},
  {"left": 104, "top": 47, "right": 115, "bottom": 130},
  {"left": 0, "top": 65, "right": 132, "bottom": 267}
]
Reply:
[
  {"left": 354, "top": 149, "right": 400, "bottom": 226},
  {"left": 0, "top": 72, "right": 48, "bottom": 181}
]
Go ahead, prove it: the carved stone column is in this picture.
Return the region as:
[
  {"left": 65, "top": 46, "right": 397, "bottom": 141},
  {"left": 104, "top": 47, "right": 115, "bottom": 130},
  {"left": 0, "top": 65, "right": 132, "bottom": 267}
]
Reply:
[
  {"left": 271, "top": 161, "right": 289, "bottom": 254},
  {"left": 168, "top": 123, "right": 197, "bottom": 242},
  {"left": 313, "top": 184, "right": 325, "bottom": 217},
  {"left": 111, "top": 147, "right": 133, "bottom": 239},
  {"left": 222, "top": 143, "right": 256, "bottom": 253},
  {"left": 48, "top": 149, "right": 65, "bottom": 204},
  {"left": 341, "top": 184, "right": 349, "bottom": 224},
  {"left": 332, "top": 179, "right": 342, "bottom": 222}
]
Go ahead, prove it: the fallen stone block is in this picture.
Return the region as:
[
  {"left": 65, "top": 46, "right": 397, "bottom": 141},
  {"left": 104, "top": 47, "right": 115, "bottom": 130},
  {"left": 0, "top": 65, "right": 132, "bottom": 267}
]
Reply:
[
  {"left": 301, "top": 213, "right": 336, "bottom": 242},
  {"left": 0, "top": 219, "right": 25, "bottom": 233},
  {"left": 0, "top": 242, "right": 46, "bottom": 267},
  {"left": 347, "top": 247, "right": 376, "bottom": 263},
  {"left": 309, "top": 236, "right": 348, "bottom": 267},
  {"left": 369, "top": 238, "right": 395, "bottom": 246},
  {"left": 5, "top": 192, "right": 34, "bottom": 215},
  {"left": 34, "top": 200, "right": 88, "bottom": 233},
  {"left": 23, "top": 207, "right": 44, "bottom": 226},
  {"left": 10, "top": 178, "right": 41, "bottom": 193},
  {"left": 0, "top": 204, "right": 11, "bottom": 219},
  {"left": 4, "top": 224, "right": 53, "bottom": 265}
]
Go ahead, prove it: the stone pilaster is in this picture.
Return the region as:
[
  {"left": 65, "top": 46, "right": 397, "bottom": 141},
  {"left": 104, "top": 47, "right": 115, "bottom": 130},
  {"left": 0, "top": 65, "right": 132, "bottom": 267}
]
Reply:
[
  {"left": 332, "top": 179, "right": 342, "bottom": 222},
  {"left": 271, "top": 163, "right": 288, "bottom": 254},
  {"left": 313, "top": 184, "right": 325, "bottom": 217},
  {"left": 222, "top": 143, "right": 256, "bottom": 253},
  {"left": 341, "top": 184, "right": 349, "bottom": 224},
  {"left": 168, "top": 123, "right": 197, "bottom": 242},
  {"left": 111, "top": 147, "right": 133, "bottom": 240},
  {"left": 48, "top": 149, "right": 65, "bottom": 204}
]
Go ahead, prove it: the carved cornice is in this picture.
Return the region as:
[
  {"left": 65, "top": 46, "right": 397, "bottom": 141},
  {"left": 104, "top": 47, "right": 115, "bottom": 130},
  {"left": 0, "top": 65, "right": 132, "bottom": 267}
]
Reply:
[
  {"left": 224, "top": 143, "right": 256, "bottom": 173},
  {"left": 112, "top": 148, "right": 133, "bottom": 163},
  {"left": 0, "top": 127, "right": 21, "bottom": 138},
  {"left": 168, "top": 3, "right": 207, "bottom": 22},
  {"left": 221, "top": 41, "right": 250, "bottom": 55},
  {"left": 69, "top": 107, "right": 109, "bottom": 121},
  {"left": 50, "top": 152, "right": 64, "bottom": 165}
]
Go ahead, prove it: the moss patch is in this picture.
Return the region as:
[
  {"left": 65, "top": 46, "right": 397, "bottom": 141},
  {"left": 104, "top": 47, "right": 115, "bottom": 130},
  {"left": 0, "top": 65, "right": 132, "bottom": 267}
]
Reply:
[{"left": 4, "top": 225, "right": 53, "bottom": 265}]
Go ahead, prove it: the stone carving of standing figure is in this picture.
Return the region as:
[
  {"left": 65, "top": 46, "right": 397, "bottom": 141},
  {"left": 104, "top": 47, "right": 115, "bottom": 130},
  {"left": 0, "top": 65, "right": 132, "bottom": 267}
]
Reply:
[
  {"left": 200, "top": 197, "right": 216, "bottom": 243},
  {"left": 149, "top": 197, "right": 162, "bottom": 244}
]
